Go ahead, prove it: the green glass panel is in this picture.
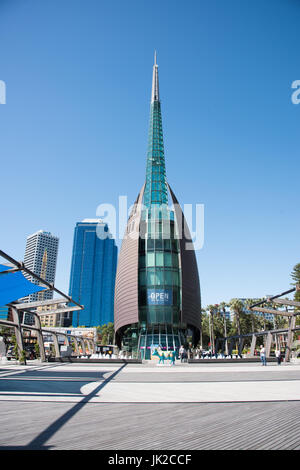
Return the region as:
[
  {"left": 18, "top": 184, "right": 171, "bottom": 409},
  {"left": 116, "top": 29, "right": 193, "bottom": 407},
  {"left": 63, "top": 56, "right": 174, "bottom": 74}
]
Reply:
[
  {"left": 148, "top": 306, "right": 156, "bottom": 324},
  {"left": 155, "top": 239, "right": 163, "bottom": 250},
  {"left": 155, "top": 252, "right": 164, "bottom": 266},
  {"left": 164, "top": 270, "right": 173, "bottom": 285},
  {"left": 146, "top": 252, "right": 155, "bottom": 267},
  {"left": 172, "top": 271, "right": 179, "bottom": 285},
  {"left": 139, "top": 270, "right": 146, "bottom": 285},
  {"left": 147, "top": 239, "right": 154, "bottom": 251},
  {"left": 143, "top": 100, "right": 169, "bottom": 210},
  {"left": 164, "top": 239, "right": 171, "bottom": 251},
  {"left": 172, "top": 253, "right": 179, "bottom": 267},
  {"left": 155, "top": 269, "right": 164, "bottom": 285},
  {"left": 164, "top": 252, "right": 172, "bottom": 267},
  {"left": 147, "top": 268, "right": 156, "bottom": 285}
]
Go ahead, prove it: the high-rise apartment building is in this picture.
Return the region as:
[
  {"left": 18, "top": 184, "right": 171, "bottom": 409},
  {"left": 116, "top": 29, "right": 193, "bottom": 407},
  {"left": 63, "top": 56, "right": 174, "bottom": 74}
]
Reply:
[
  {"left": 23, "top": 230, "right": 59, "bottom": 302},
  {"left": 37, "top": 303, "right": 73, "bottom": 328},
  {"left": 68, "top": 219, "right": 118, "bottom": 327}
]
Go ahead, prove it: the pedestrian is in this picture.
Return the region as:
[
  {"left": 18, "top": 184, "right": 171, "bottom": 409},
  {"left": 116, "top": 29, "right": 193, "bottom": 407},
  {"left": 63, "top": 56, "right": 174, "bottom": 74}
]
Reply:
[
  {"left": 260, "top": 345, "right": 267, "bottom": 366},
  {"left": 275, "top": 348, "right": 281, "bottom": 365},
  {"left": 179, "top": 345, "right": 185, "bottom": 363}
]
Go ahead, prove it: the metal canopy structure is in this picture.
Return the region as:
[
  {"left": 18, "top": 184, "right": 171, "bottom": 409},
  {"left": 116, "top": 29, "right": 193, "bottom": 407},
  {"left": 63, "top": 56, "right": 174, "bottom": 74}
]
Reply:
[
  {"left": 0, "top": 249, "right": 82, "bottom": 309},
  {"left": 210, "top": 284, "right": 300, "bottom": 363},
  {"left": 246, "top": 284, "right": 300, "bottom": 362},
  {"left": 0, "top": 263, "right": 46, "bottom": 306},
  {"left": 0, "top": 249, "right": 87, "bottom": 363}
]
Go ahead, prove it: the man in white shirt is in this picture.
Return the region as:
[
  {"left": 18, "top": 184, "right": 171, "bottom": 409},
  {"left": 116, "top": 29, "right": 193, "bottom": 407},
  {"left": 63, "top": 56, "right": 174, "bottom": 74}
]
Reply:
[
  {"left": 260, "top": 345, "right": 267, "bottom": 366},
  {"left": 275, "top": 349, "right": 282, "bottom": 365}
]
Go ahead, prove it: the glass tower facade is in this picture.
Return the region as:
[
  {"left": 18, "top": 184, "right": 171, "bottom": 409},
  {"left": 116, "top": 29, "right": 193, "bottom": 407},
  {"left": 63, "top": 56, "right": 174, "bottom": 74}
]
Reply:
[
  {"left": 69, "top": 219, "right": 118, "bottom": 327},
  {"left": 138, "top": 66, "right": 183, "bottom": 356},
  {"left": 115, "top": 55, "right": 201, "bottom": 358}
]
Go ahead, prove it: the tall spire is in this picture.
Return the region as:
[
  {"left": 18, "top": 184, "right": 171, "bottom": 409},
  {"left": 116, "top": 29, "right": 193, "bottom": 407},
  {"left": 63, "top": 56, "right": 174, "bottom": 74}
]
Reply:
[
  {"left": 143, "top": 52, "right": 168, "bottom": 209},
  {"left": 151, "top": 50, "right": 160, "bottom": 103}
]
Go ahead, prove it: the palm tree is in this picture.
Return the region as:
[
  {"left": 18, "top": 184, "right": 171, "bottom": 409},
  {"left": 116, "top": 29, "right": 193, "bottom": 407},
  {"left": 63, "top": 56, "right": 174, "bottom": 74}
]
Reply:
[
  {"left": 229, "top": 299, "right": 243, "bottom": 335},
  {"left": 245, "top": 298, "right": 256, "bottom": 333},
  {"left": 229, "top": 298, "right": 244, "bottom": 352},
  {"left": 219, "top": 301, "right": 229, "bottom": 355},
  {"left": 199, "top": 308, "right": 206, "bottom": 349},
  {"left": 206, "top": 305, "right": 216, "bottom": 353}
]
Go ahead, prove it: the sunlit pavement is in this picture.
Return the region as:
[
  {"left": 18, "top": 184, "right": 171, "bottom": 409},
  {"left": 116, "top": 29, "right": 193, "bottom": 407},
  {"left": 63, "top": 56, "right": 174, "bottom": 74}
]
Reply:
[{"left": 0, "top": 361, "right": 299, "bottom": 450}]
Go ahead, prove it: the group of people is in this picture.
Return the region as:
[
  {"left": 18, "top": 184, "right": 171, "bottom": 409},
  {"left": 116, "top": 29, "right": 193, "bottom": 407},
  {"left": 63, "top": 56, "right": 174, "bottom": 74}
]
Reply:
[
  {"left": 259, "top": 345, "right": 282, "bottom": 366},
  {"left": 179, "top": 345, "right": 188, "bottom": 363}
]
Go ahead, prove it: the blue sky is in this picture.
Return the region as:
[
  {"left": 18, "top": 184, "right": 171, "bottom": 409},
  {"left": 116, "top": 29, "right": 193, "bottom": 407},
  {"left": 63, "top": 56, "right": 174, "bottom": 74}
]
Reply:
[{"left": 0, "top": 0, "right": 299, "bottom": 307}]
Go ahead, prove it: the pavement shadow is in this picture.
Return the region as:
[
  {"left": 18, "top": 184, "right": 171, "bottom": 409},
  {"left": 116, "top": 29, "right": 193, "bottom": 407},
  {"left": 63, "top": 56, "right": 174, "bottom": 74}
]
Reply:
[
  {"left": 0, "top": 363, "right": 127, "bottom": 450},
  {"left": 0, "top": 369, "right": 110, "bottom": 396}
]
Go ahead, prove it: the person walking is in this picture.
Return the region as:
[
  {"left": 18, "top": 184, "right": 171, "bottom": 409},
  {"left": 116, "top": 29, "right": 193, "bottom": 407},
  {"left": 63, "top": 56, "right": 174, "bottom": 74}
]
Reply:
[
  {"left": 179, "top": 345, "right": 185, "bottom": 363},
  {"left": 260, "top": 345, "right": 267, "bottom": 366},
  {"left": 275, "top": 348, "right": 281, "bottom": 365}
]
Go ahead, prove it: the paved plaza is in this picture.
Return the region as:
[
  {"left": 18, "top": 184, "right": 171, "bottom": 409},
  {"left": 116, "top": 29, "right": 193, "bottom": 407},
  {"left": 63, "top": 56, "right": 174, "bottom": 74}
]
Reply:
[{"left": 0, "top": 360, "right": 300, "bottom": 450}]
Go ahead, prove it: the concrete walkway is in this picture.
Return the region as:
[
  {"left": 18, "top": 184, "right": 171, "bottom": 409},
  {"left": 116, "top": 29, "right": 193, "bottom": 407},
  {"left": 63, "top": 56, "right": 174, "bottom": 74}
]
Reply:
[{"left": 0, "top": 360, "right": 299, "bottom": 449}]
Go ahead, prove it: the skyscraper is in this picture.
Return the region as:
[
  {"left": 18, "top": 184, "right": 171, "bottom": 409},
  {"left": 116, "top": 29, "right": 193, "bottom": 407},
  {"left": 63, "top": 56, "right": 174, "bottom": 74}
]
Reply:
[
  {"left": 114, "top": 55, "right": 201, "bottom": 358},
  {"left": 69, "top": 219, "right": 118, "bottom": 327},
  {"left": 23, "top": 230, "right": 59, "bottom": 302}
]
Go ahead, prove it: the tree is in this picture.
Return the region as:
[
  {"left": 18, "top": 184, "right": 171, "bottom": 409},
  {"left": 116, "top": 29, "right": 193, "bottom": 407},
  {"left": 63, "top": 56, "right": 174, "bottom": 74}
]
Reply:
[
  {"left": 97, "top": 322, "right": 115, "bottom": 345},
  {"left": 219, "top": 302, "right": 229, "bottom": 354},
  {"left": 229, "top": 299, "right": 244, "bottom": 337},
  {"left": 244, "top": 298, "right": 256, "bottom": 333},
  {"left": 200, "top": 312, "right": 211, "bottom": 348},
  {"left": 206, "top": 305, "right": 216, "bottom": 352},
  {"left": 291, "top": 263, "right": 300, "bottom": 304},
  {"left": 199, "top": 308, "right": 206, "bottom": 348},
  {"left": 34, "top": 342, "right": 40, "bottom": 358},
  {"left": 290, "top": 263, "right": 300, "bottom": 328}
]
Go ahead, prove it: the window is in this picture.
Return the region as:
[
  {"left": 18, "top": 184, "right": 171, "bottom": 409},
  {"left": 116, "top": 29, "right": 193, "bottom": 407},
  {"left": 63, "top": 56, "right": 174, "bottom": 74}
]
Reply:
[
  {"left": 164, "top": 270, "right": 173, "bottom": 286},
  {"left": 155, "top": 269, "right": 164, "bottom": 285},
  {"left": 172, "top": 271, "right": 179, "bottom": 285},
  {"left": 147, "top": 268, "right": 156, "bottom": 285},
  {"left": 155, "top": 239, "right": 163, "bottom": 250},
  {"left": 147, "top": 239, "right": 154, "bottom": 251},
  {"left": 139, "top": 255, "right": 145, "bottom": 268},
  {"left": 164, "top": 239, "right": 171, "bottom": 251},
  {"left": 155, "top": 252, "right": 164, "bottom": 267},
  {"left": 172, "top": 253, "right": 179, "bottom": 268},
  {"left": 164, "top": 253, "right": 172, "bottom": 267},
  {"left": 139, "top": 270, "right": 146, "bottom": 285},
  {"left": 146, "top": 252, "right": 155, "bottom": 267}
]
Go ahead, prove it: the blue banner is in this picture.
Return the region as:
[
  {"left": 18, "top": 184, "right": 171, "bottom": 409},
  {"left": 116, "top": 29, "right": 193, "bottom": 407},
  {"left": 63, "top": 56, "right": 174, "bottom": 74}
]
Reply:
[{"left": 147, "top": 289, "right": 172, "bottom": 305}]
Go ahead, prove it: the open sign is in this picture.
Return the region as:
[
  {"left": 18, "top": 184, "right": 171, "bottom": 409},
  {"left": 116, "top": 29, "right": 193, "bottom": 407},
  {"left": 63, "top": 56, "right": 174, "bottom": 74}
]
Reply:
[{"left": 147, "top": 289, "right": 172, "bottom": 305}]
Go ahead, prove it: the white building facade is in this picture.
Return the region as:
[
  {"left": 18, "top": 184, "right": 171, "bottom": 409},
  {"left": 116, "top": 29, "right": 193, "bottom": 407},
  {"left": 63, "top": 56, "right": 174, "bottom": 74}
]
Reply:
[{"left": 23, "top": 230, "right": 59, "bottom": 302}]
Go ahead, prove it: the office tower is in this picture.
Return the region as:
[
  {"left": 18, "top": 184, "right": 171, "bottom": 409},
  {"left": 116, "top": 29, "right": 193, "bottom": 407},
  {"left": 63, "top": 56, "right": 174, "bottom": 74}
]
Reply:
[
  {"left": 114, "top": 54, "right": 201, "bottom": 358},
  {"left": 23, "top": 230, "right": 59, "bottom": 302},
  {"left": 69, "top": 219, "right": 118, "bottom": 327}
]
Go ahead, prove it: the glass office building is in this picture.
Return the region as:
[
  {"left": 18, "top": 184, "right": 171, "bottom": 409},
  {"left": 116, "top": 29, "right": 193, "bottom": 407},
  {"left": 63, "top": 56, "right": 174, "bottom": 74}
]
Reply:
[
  {"left": 114, "top": 55, "right": 201, "bottom": 358},
  {"left": 69, "top": 219, "right": 118, "bottom": 327}
]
